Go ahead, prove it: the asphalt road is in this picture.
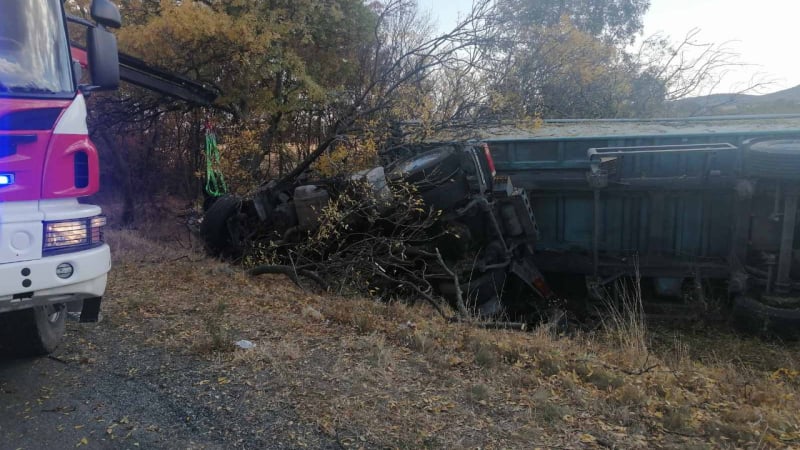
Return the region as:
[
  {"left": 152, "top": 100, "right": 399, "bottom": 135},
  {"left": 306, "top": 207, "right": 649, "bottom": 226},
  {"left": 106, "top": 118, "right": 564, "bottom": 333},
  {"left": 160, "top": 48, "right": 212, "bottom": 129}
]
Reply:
[{"left": 0, "top": 318, "right": 335, "bottom": 450}]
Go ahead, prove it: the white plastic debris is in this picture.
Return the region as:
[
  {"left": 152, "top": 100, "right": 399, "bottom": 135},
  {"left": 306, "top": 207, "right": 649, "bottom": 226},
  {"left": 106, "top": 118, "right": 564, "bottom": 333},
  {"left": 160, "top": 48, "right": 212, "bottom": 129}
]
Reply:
[{"left": 235, "top": 340, "right": 256, "bottom": 349}]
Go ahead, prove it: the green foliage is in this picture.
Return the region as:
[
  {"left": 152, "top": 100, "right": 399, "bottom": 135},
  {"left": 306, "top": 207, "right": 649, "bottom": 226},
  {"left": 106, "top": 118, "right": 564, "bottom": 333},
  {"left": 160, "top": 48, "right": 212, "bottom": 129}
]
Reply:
[
  {"left": 78, "top": 0, "right": 381, "bottom": 212},
  {"left": 496, "top": 0, "right": 650, "bottom": 44},
  {"left": 117, "top": 0, "right": 374, "bottom": 121},
  {"left": 484, "top": 6, "right": 666, "bottom": 118}
]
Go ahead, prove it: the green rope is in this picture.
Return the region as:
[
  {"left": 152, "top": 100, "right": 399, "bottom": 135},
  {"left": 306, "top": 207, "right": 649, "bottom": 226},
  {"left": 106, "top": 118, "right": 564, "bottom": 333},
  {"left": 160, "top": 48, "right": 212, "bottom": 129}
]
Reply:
[{"left": 204, "top": 131, "right": 228, "bottom": 197}]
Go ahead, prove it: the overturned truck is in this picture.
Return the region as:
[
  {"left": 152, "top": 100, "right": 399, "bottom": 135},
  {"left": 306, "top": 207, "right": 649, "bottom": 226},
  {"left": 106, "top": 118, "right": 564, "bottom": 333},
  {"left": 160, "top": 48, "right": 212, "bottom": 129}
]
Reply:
[
  {"left": 202, "top": 114, "right": 800, "bottom": 336},
  {"left": 202, "top": 142, "right": 555, "bottom": 318},
  {"left": 482, "top": 115, "right": 800, "bottom": 336}
]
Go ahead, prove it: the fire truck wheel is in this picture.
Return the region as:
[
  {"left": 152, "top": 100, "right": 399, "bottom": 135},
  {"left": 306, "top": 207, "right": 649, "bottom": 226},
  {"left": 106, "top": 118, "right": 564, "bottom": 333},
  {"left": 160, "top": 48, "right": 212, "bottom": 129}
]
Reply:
[
  {"left": 0, "top": 305, "right": 66, "bottom": 356},
  {"left": 201, "top": 195, "right": 241, "bottom": 256},
  {"left": 732, "top": 295, "right": 800, "bottom": 340}
]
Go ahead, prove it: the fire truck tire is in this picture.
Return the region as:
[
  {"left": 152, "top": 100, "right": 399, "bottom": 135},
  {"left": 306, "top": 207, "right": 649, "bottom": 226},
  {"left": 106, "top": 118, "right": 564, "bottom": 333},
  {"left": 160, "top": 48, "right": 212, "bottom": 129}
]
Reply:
[
  {"left": 201, "top": 195, "right": 241, "bottom": 256},
  {"left": 0, "top": 305, "right": 66, "bottom": 356},
  {"left": 732, "top": 295, "right": 800, "bottom": 340},
  {"left": 744, "top": 138, "right": 800, "bottom": 180}
]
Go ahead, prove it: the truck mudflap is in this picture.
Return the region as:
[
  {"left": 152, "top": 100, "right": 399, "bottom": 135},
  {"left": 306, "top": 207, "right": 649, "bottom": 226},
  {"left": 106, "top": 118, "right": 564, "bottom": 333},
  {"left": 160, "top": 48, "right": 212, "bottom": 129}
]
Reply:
[
  {"left": 509, "top": 256, "right": 555, "bottom": 302},
  {"left": 79, "top": 296, "right": 102, "bottom": 323}
]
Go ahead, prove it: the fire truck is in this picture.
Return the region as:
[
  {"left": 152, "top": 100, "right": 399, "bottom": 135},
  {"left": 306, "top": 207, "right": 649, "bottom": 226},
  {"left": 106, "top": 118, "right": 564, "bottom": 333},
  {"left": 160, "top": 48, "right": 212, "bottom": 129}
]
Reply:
[{"left": 0, "top": 0, "right": 121, "bottom": 356}]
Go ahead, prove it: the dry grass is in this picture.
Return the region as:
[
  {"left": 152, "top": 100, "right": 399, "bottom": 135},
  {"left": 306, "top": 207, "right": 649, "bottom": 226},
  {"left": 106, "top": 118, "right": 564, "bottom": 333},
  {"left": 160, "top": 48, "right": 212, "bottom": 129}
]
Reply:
[
  {"left": 103, "top": 229, "right": 800, "bottom": 449},
  {"left": 599, "top": 273, "right": 650, "bottom": 368}
]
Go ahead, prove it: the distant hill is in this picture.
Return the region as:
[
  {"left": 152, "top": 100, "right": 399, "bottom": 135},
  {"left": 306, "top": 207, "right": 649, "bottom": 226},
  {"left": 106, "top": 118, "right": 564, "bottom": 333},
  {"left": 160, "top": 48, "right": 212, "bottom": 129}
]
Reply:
[{"left": 668, "top": 85, "right": 800, "bottom": 116}]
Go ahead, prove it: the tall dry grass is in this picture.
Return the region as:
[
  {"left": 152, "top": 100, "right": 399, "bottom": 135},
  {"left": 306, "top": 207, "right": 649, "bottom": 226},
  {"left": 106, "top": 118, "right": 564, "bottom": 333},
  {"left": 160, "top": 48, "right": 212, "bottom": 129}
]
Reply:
[{"left": 599, "top": 268, "right": 649, "bottom": 367}]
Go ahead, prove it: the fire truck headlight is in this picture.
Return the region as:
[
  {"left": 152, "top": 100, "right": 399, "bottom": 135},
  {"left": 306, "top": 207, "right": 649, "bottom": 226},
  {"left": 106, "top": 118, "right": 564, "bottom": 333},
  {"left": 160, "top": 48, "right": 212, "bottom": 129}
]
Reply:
[
  {"left": 0, "top": 174, "right": 14, "bottom": 186},
  {"left": 43, "top": 215, "right": 106, "bottom": 254}
]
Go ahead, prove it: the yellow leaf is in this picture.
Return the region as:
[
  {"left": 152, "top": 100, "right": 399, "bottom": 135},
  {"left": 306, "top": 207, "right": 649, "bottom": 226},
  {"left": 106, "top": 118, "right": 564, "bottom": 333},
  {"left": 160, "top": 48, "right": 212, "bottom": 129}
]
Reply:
[{"left": 579, "top": 433, "right": 596, "bottom": 443}]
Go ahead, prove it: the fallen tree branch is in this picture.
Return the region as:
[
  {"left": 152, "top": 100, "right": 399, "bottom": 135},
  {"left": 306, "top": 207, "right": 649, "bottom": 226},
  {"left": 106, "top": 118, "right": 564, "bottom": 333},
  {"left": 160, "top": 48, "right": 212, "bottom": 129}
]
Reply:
[
  {"left": 434, "top": 248, "right": 471, "bottom": 320},
  {"left": 372, "top": 268, "right": 450, "bottom": 320}
]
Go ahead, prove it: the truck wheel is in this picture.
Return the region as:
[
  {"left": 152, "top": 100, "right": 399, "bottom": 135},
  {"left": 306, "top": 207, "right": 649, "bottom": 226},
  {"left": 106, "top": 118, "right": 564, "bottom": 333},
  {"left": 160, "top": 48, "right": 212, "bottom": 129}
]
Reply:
[
  {"left": 744, "top": 138, "right": 800, "bottom": 180},
  {"left": 200, "top": 195, "right": 242, "bottom": 256},
  {"left": 390, "top": 146, "right": 471, "bottom": 210},
  {"left": 419, "top": 175, "right": 470, "bottom": 211},
  {"left": 390, "top": 146, "right": 461, "bottom": 185},
  {"left": 0, "top": 305, "right": 66, "bottom": 356},
  {"left": 467, "top": 269, "right": 508, "bottom": 317},
  {"left": 732, "top": 295, "right": 800, "bottom": 340}
]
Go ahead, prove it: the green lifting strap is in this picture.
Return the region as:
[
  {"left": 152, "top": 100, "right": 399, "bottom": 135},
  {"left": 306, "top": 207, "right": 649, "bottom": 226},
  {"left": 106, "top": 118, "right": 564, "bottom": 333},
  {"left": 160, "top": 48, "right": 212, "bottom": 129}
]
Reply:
[{"left": 204, "top": 131, "right": 228, "bottom": 197}]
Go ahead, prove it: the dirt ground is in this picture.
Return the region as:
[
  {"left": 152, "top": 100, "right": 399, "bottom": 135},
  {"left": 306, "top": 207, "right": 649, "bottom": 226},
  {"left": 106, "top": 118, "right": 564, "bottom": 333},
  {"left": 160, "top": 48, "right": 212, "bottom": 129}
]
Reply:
[
  {"left": 2, "top": 229, "right": 800, "bottom": 449},
  {"left": 0, "top": 307, "right": 336, "bottom": 449}
]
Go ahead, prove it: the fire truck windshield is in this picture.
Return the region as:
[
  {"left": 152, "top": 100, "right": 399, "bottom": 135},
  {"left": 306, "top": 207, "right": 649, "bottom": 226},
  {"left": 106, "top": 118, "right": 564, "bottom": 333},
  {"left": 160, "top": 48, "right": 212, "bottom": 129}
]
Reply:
[{"left": 0, "top": 0, "right": 74, "bottom": 97}]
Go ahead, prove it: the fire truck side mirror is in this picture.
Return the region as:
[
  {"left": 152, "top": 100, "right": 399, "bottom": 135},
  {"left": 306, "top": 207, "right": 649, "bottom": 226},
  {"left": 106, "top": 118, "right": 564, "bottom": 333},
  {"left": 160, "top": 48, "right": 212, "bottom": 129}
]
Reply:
[
  {"left": 90, "top": 0, "right": 122, "bottom": 29},
  {"left": 87, "top": 27, "right": 120, "bottom": 91}
]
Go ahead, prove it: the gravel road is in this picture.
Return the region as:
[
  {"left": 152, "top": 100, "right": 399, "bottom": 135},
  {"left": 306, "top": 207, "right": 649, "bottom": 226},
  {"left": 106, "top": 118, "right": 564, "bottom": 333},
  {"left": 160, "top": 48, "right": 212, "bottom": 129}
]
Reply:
[{"left": 0, "top": 316, "right": 336, "bottom": 450}]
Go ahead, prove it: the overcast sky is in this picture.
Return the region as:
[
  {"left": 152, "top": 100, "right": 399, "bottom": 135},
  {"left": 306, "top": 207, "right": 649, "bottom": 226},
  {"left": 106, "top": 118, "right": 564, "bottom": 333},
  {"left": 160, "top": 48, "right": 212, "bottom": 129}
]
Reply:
[{"left": 418, "top": 0, "right": 799, "bottom": 95}]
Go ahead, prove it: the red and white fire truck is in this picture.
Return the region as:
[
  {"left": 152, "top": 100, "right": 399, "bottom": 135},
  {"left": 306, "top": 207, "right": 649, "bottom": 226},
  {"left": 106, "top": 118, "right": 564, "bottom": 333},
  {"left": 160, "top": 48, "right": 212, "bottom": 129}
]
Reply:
[{"left": 0, "top": 0, "right": 120, "bottom": 356}]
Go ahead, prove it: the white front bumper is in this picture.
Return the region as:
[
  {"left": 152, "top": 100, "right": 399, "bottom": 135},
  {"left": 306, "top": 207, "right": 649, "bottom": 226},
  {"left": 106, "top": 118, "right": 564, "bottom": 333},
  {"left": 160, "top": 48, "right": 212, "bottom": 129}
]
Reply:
[{"left": 0, "top": 244, "right": 110, "bottom": 313}]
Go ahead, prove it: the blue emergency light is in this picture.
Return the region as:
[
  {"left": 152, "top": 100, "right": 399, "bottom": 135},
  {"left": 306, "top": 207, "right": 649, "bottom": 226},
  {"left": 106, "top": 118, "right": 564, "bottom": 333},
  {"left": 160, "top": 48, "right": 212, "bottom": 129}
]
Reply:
[{"left": 0, "top": 174, "right": 14, "bottom": 186}]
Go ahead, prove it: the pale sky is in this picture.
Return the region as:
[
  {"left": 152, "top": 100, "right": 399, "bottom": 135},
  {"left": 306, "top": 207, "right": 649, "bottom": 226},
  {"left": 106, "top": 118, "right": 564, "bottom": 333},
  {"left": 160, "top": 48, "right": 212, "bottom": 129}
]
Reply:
[{"left": 419, "top": 0, "right": 800, "bottom": 94}]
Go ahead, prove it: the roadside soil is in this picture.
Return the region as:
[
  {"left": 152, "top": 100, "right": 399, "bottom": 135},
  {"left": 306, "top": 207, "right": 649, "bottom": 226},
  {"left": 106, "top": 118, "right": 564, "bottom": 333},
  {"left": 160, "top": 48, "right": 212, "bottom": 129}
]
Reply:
[
  {"left": 0, "top": 326, "right": 335, "bottom": 449},
  {"left": 0, "top": 230, "right": 336, "bottom": 450},
  {"left": 2, "top": 229, "right": 800, "bottom": 449}
]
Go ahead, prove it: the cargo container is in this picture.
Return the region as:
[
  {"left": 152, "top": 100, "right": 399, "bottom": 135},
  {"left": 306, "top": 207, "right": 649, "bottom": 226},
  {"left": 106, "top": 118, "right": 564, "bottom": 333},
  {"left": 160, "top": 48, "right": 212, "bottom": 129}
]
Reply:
[{"left": 483, "top": 115, "right": 800, "bottom": 335}]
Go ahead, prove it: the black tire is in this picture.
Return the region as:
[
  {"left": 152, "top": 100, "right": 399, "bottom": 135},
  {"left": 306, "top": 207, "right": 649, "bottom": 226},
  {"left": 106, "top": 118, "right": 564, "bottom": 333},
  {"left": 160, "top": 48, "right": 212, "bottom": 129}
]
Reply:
[
  {"left": 389, "top": 145, "right": 461, "bottom": 186},
  {"left": 435, "top": 269, "right": 507, "bottom": 316},
  {"left": 466, "top": 269, "right": 508, "bottom": 316},
  {"left": 478, "top": 296, "right": 503, "bottom": 317},
  {"left": 390, "top": 146, "right": 470, "bottom": 211},
  {"left": 744, "top": 138, "right": 800, "bottom": 180},
  {"left": 0, "top": 305, "right": 66, "bottom": 357},
  {"left": 200, "top": 194, "right": 241, "bottom": 256},
  {"left": 732, "top": 295, "right": 800, "bottom": 340},
  {"left": 436, "top": 221, "right": 472, "bottom": 261},
  {"left": 202, "top": 193, "right": 220, "bottom": 212},
  {"left": 419, "top": 173, "right": 470, "bottom": 211}
]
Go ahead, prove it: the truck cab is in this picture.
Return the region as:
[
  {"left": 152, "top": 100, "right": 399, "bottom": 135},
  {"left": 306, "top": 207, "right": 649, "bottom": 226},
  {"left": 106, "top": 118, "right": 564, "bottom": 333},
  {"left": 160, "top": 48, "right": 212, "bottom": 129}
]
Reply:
[{"left": 0, "top": 0, "right": 120, "bottom": 356}]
